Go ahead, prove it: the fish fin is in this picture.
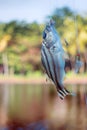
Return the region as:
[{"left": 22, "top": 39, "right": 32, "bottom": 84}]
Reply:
[
  {"left": 64, "top": 88, "right": 76, "bottom": 96},
  {"left": 57, "top": 88, "right": 68, "bottom": 100},
  {"left": 45, "top": 73, "right": 50, "bottom": 82},
  {"left": 62, "top": 88, "right": 70, "bottom": 95},
  {"left": 62, "top": 52, "right": 69, "bottom": 60},
  {"left": 45, "top": 73, "right": 54, "bottom": 84},
  {"left": 57, "top": 92, "right": 65, "bottom": 100},
  {"left": 58, "top": 88, "right": 76, "bottom": 99},
  {"left": 70, "top": 92, "right": 76, "bottom": 96}
]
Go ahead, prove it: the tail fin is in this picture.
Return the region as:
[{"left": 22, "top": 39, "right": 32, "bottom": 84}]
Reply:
[
  {"left": 64, "top": 88, "right": 76, "bottom": 96},
  {"left": 57, "top": 88, "right": 76, "bottom": 100}
]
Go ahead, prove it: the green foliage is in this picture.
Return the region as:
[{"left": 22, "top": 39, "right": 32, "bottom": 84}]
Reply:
[{"left": 0, "top": 7, "right": 87, "bottom": 75}]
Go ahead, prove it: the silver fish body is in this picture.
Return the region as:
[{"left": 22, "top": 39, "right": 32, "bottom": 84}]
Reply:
[{"left": 41, "top": 19, "right": 73, "bottom": 99}]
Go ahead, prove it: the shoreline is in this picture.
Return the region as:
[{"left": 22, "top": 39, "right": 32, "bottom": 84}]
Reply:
[{"left": 0, "top": 75, "right": 87, "bottom": 85}]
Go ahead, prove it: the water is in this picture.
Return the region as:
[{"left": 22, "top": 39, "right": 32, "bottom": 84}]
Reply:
[{"left": 0, "top": 84, "right": 87, "bottom": 130}]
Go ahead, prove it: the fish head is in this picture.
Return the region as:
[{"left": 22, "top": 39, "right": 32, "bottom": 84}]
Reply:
[{"left": 43, "top": 23, "right": 56, "bottom": 46}]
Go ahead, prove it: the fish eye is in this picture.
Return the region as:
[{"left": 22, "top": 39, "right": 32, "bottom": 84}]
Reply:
[{"left": 43, "top": 31, "right": 46, "bottom": 39}]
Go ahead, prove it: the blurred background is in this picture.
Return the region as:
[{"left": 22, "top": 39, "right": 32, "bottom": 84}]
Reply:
[{"left": 0, "top": 0, "right": 87, "bottom": 129}]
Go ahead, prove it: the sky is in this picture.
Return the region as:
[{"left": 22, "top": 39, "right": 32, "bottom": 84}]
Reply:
[{"left": 0, "top": 0, "right": 87, "bottom": 23}]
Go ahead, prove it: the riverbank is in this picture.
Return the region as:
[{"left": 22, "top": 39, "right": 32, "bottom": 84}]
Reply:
[{"left": 0, "top": 72, "right": 87, "bottom": 85}]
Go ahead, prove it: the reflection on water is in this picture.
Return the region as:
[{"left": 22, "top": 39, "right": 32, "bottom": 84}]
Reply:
[{"left": 0, "top": 84, "right": 87, "bottom": 130}]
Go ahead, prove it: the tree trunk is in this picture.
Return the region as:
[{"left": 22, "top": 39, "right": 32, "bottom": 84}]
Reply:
[{"left": 2, "top": 52, "right": 9, "bottom": 75}]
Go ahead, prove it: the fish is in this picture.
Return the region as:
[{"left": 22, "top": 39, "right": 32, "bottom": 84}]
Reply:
[{"left": 41, "top": 19, "right": 74, "bottom": 100}]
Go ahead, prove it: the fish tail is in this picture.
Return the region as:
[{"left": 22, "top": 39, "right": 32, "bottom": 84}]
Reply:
[
  {"left": 57, "top": 91, "right": 65, "bottom": 100},
  {"left": 64, "top": 88, "right": 76, "bottom": 96},
  {"left": 63, "top": 88, "right": 71, "bottom": 95},
  {"left": 57, "top": 88, "right": 68, "bottom": 100},
  {"left": 58, "top": 88, "right": 76, "bottom": 100}
]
